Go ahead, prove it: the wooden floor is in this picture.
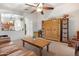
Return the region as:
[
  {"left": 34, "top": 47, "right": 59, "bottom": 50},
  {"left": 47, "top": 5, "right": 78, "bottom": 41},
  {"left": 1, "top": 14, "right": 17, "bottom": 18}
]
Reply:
[{"left": 13, "top": 39, "right": 75, "bottom": 56}]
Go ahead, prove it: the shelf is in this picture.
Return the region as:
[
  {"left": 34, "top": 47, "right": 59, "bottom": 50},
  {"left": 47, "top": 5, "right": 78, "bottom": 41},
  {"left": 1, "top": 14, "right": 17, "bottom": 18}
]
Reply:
[
  {"left": 61, "top": 17, "right": 69, "bottom": 42},
  {"left": 62, "top": 28, "right": 68, "bottom": 29}
]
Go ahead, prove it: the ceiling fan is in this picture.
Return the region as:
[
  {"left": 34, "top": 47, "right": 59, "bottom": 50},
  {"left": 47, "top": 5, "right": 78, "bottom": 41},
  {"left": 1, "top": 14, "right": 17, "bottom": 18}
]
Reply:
[{"left": 25, "top": 3, "right": 54, "bottom": 15}]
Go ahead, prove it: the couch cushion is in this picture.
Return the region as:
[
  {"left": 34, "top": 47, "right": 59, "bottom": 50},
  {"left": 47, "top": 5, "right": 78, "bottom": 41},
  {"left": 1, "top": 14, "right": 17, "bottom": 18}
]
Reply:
[
  {"left": 0, "top": 37, "right": 10, "bottom": 45},
  {"left": 0, "top": 42, "right": 13, "bottom": 48},
  {"left": 0, "top": 35, "right": 8, "bottom": 37},
  {"left": 0, "top": 44, "right": 20, "bottom": 56}
]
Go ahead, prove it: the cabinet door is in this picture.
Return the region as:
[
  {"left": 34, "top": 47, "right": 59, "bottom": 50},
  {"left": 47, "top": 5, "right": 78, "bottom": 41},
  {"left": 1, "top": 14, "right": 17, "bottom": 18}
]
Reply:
[
  {"left": 43, "top": 20, "right": 52, "bottom": 39},
  {"left": 45, "top": 28, "right": 52, "bottom": 39},
  {"left": 51, "top": 19, "right": 61, "bottom": 41},
  {"left": 43, "top": 20, "right": 52, "bottom": 29}
]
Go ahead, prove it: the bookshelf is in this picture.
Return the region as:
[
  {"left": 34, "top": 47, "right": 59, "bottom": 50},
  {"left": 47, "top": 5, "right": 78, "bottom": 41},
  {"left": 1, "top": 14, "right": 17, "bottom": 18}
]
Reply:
[{"left": 61, "top": 14, "right": 69, "bottom": 42}]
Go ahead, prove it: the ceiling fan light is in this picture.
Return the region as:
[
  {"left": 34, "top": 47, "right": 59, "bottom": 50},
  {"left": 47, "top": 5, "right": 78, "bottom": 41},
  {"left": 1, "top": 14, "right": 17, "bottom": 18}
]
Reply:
[
  {"left": 37, "top": 3, "right": 43, "bottom": 12},
  {"left": 37, "top": 8, "right": 42, "bottom": 12}
]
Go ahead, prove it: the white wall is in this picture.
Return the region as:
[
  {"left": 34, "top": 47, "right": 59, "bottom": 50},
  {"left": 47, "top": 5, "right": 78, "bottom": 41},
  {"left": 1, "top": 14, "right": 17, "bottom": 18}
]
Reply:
[
  {"left": 24, "top": 17, "right": 33, "bottom": 37},
  {"left": 32, "top": 3, "right": 79, "bottom": 39},
  {"left": 69, "top": 10, "right": 79, "bottom": 38}
]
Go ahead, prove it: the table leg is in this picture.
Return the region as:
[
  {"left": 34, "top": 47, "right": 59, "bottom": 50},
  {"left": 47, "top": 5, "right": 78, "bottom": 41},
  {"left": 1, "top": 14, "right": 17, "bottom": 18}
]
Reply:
[
  {"left": 40, "top": 48, "right": 42, "bottom": 56},
  {"left": 75, "top": 45, "right": 78, "bottom": 56},
  {"left": 23, "top": 41, "right": 25, "bottom": 47},
  {"left": 47, "top": 44, "right": 49, "bottom": 52}
]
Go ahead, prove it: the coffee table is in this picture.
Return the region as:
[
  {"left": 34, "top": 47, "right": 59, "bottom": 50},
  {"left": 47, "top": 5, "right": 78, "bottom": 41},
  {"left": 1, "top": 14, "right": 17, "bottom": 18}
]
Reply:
[{"left": 22, "top": 38, "right": 51, "bottom": 56}]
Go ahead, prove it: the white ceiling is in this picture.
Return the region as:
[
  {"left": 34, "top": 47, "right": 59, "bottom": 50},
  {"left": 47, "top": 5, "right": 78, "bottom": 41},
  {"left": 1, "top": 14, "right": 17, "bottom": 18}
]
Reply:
[
  {"left": 0, "top": 3, "right": 63, "bottom": 14},
  {"left": 0, "top": 3, "right": 79, "bottom": 15},
  {"left": 0, "top": 3, "right": 28, "bottom": 13}
]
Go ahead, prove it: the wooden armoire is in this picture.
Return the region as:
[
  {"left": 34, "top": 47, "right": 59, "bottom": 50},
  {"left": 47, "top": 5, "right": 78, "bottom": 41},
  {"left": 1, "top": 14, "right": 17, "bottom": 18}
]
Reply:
[
  {"left": 42, "top": 18, "right": 61, "bottom": 42},
  {"left": 42, "top": 16, "right": 69, "bottom": 42}
]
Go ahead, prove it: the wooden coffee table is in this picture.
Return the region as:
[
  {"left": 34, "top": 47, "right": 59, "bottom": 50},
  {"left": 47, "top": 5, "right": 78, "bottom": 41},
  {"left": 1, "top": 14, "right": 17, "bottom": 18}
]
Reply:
[{"left": 22, "top": 38, "right": 51, "bottom": 56}]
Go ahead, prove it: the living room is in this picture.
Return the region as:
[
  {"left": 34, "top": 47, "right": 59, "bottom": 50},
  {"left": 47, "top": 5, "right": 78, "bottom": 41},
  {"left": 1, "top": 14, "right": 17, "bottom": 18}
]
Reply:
[{"left": 0, "top": 3, "right": 79, "bottom": 56}]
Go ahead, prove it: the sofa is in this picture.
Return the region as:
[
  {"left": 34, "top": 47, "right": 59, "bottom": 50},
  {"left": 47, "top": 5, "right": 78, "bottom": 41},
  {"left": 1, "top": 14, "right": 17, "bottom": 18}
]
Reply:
[
  {"left": 68, "top": 31, "right": 79, "bottom": 55},
  {"left": 0, "top": 36, "right": 36, "bottom": 56}
]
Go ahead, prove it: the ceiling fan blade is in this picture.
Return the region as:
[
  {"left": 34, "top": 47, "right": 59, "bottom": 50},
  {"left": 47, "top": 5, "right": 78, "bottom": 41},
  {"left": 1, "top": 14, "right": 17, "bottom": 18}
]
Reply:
[
  {"left": 24, "top": 9, "right": 28, "bottom": 10},
  {"left": 31, "top": 10, "right": 36, "bottom": 13},
  {"left": 44, "top": 7, "right": 54, "bottom": 10},
  {"left": 37, "top": 3, "right": 40, "bottom": 7},
  {"left": 42, "top": 3, "right": 44, "bottom": 5},
  {"left": 41, "top": 11, "right": 44, "bottom": 15},
  {"left": 25, "top": 4, "right": 36, "bottom": 7}
]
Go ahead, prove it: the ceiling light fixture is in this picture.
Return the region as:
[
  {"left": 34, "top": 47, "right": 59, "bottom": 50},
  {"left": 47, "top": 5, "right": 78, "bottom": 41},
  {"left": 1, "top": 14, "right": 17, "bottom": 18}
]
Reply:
[{"left": 37, "top": 3, "right": 43, "bottom": 12}]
